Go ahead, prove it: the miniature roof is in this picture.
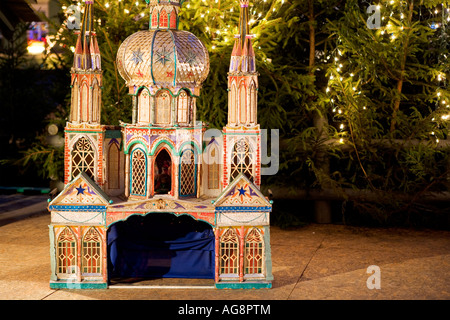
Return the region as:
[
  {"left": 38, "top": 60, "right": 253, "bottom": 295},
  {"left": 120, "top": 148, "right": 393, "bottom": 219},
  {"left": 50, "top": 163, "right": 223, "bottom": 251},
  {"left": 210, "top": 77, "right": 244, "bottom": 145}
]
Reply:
[
  {"left": 213, "top": 173, "right": 271, "bottom": 212},
  {"left": 48, "top": 172, "right": 111, "bottom": 212}
]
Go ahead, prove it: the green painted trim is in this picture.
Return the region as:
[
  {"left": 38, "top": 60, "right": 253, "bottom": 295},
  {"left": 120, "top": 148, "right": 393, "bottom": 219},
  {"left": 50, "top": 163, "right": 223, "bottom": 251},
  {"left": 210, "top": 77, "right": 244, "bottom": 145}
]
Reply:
[
  {"left": 264, "top": 226, "right": 274, "bottom": 281},
  {"left": 178, "top": 140, "right": 202, "bottom": 156},
  {"left": 49, "top": 225, "right": 57, "bottom": 281},
  {"left": 150, "top": 139, "right": 177, "bottom": 156},
  {"left": 215, "top": 282, "right": 272, "bottom": 289},
  {"left": 125, "top": 140, "right": 149, "bottom": 155},
  {"left": 150, "top": 30, "right": 159, "bottom": 85},
  {"left": 50, "top": 281, "right": 108, "bottom": 289}
]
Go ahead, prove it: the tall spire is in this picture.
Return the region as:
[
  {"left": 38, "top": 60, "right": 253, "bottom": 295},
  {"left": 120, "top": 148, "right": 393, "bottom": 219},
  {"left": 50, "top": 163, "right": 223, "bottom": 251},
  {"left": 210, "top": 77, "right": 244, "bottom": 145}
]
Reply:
[
  {"left": 73, "top": 0, "right": 101, "bottom": 71},
  {"left": 229, "top": 0, "right": 256, "bottom": 74}
]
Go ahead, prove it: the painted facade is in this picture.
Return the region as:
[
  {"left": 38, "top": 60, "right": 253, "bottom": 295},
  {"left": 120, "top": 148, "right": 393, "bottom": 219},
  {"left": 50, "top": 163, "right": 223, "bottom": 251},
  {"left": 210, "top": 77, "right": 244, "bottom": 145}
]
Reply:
[{"left": 48, "top": 0, "right": 273, "bottom": 289}]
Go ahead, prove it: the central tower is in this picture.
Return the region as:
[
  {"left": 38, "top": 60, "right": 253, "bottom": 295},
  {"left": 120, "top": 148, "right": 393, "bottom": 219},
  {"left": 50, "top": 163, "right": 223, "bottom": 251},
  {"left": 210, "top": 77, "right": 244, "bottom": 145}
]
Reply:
[{"left": 116, "top": 0, "right": 209, "bottom": 199}]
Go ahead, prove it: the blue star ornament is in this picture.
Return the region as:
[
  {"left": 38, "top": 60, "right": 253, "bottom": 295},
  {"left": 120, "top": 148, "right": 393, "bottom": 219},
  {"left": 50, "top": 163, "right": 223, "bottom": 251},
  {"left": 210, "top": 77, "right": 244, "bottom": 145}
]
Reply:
[
  {"left": 155, "top": 47, "right": 172, "bottom": 66},
  {"left": 237, "top": 186, "right": 246, "bottom": 196},
  {"left": 76, "top": 185, "right": 86, "bottom": 195},
  {"left": 130, "top": 48, "right": 144, "bottom": 65}
]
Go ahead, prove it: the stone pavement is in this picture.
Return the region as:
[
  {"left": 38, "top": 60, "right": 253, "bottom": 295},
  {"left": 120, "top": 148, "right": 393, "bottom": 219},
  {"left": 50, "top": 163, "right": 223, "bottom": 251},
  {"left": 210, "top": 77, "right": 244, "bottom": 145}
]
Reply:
[{"left": 1, "top": 195, "right": 450, "bottom": 301}]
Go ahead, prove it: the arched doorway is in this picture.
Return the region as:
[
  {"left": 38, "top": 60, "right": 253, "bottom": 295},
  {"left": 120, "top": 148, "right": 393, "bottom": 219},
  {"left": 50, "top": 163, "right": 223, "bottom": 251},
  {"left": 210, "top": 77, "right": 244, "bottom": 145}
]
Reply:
[
  {"left": 153, "top": 148, "right": 172, "bottom": 195},
  {"left": 107, "top": 213, "right": 215, "bottom": 282}
]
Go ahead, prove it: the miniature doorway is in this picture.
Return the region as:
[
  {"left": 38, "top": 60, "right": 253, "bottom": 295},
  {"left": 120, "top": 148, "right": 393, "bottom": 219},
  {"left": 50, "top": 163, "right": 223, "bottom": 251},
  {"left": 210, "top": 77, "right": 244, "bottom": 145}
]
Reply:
[
  {"left": 153, "top": 148, "right": 172, "bottom": 195},
  {"left": 107, "top": 213, "right": 215, "bottom": 282}
]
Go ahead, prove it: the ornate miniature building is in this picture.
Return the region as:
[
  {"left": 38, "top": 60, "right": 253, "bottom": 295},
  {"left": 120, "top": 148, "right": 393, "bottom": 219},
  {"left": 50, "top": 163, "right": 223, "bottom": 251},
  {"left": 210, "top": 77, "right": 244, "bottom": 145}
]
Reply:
[{"left": 48, "top": 0, "right": 273, "bottom": 289}]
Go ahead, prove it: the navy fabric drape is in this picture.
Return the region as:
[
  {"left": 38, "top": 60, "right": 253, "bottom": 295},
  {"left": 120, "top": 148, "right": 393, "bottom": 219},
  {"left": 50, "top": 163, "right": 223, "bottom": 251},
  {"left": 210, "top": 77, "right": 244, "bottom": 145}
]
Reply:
[{"left": 107, "top": 213, "right": 215, "bottom": 279}]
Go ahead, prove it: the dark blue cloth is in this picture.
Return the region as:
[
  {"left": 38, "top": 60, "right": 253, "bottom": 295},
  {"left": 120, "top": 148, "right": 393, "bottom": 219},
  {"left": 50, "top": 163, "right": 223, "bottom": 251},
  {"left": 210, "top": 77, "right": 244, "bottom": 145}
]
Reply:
[{"left": 107, "top": 213, "right": 215, "bottom": 279}]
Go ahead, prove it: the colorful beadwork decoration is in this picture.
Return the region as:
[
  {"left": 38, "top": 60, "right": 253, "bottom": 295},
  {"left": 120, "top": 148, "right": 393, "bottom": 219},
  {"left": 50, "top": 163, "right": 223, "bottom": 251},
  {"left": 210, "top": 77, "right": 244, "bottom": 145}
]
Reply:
[{"left": 48, "top": 0, "right": 273, "bottom": 290}]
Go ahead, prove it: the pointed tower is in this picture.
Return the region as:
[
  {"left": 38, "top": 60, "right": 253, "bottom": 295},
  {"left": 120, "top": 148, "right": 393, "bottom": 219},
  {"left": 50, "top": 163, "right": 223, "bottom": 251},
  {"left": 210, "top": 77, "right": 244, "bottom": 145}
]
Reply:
[
  {"left": 223, "top": 0, "right": 261, "bottom": 189},
  {"left": 65, "top": 0, "right": 105, "bottom": 187}
]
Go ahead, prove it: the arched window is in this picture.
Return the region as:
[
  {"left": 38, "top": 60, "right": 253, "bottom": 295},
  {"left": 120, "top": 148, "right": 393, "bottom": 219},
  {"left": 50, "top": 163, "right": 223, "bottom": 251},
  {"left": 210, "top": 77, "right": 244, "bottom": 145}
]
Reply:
[
  {"left": 170, "top": 9, "right": 177, "bottom": 29},
  {"left": 208, "top": 145, "right": 219, "bottom": 189},
  {"left": 179, "top": 149, "right": 196, "bottom": 197},
  {"left": 239, "top": 83, "right": 246, "bottom": 124},
  {"left": 155, "top": 90, "right": 171, "bottom": 125},
  {"left": 230, "top": 139, "right": 253, "bottom": 182},
  {"left": 92, "top": 81, "right": 100, "bottom": 123},
  {"left": 230, "top": 82, "right": 237, "bottom": 124},
  {"left": 220, "top": 228, "right": 239, "bottom": 276},
  {"left": 130, "top": 147, "right": 147, "bottom": 197},
  {"left": 249, "top": 82, "right": 256, "bottom": 124},
  {"left": 71, "top": 80, "right": 78, "bottom": 122},
  {"left": 57, "top": 227, "right": 77, "bottom": 275},
  {"left": 82, "top": 228, "right": 102, "bottom": 275},
  {"left": 159, "top": 9, "right": 168, "bottom": 28},
  {"left": 71, "top": 137, "right": 95, "bottom": 180},
  {"left": 108, "top": 142, "right": 120, "bottom": 189},
  {"left": 81, "top": 83, "right": 89, "bottom": 122},
  {"left": 151, "top": 8, "right": 158, "bottom": 28},
  {"left": 177, "top": 90, "right": 189, "bottom": 124},
  {"left": 245, "top": 228, "right": 264, "bottom": 275},
  {"left": 138, "top": 88, "right": 151, "bottom": 123}
]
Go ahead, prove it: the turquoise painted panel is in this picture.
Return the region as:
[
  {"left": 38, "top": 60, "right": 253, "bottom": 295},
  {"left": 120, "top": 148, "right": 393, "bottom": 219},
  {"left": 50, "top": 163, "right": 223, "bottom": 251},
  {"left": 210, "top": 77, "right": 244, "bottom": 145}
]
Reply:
[
  {"left": 215, "top": 282, "right": 272, "bottom": 289},
  {"left": 49, "top": 281, "right": 108, "bottom": 289}
]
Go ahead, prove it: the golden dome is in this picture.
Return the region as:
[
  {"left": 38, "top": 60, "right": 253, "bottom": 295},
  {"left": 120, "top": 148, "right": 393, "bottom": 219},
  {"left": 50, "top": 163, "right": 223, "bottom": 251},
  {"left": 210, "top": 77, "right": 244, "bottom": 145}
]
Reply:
[{"left": 116, "top": 29, "right": 210, "bottom": 91}]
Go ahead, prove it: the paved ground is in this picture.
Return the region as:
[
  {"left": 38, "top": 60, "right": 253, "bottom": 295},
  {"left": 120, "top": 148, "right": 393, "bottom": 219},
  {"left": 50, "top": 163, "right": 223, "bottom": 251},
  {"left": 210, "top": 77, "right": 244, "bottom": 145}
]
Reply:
[{"left": 1, "top": 194, "right": 450, "bottom": 302}]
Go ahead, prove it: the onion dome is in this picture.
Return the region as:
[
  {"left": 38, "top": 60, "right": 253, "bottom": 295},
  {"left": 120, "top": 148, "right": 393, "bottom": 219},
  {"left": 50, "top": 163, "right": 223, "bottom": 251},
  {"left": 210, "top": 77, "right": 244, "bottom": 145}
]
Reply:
[{"left": 116, "top": 0, "right": 209, "bottom": 94}]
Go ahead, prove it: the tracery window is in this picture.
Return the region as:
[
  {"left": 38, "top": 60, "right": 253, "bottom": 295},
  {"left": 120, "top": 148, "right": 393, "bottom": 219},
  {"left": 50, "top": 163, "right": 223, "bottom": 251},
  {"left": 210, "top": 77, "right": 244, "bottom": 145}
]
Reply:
[
  {"left": 130, "top": 147, "right": 147, "bottom": 196},
  {"left": 219, "top": 228, "right": 239, "bottom": 276},
  {"left": 82, "top": 228, "right": 102, "bottom": 275},
  {"left": 155, "top": 90, "right": 171, "bottom": 125},
  {"left": 230, "top": 139, "right": 253, "bottom": 182},
  {"left": 179, "top": 149, "right": 196, "bottom": 197},
  {"left": 71, "top": 137, "right": 95, "bottom": 180},
  {"left": 177, "top": 90, "right": 189, "bottom": 124},
  {"left": 57, "top": 227, "right": 77, "bottom": 275},
  {"left": 244, "top": 228, "right": 264, "bottom": 275},
  {"left": 159, "top": 9, "right": 168, "bottom": 28}
]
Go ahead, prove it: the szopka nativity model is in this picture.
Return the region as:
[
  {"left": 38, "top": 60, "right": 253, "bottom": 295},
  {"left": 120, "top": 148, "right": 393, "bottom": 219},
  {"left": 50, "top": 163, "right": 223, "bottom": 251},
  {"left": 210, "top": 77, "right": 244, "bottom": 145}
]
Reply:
[{"left": 48, "top": 0, "right": 273, "bottom": 289}]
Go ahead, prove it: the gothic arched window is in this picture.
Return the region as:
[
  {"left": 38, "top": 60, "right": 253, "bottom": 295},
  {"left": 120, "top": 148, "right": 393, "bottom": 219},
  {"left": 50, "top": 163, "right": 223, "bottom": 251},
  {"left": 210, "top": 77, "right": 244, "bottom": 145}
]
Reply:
[
  {"left": 82, "top": 228, "right": 102, "bottom": 275},
  {"left": 81, "top": 82, "right": 89, "bottom": 122},
  {"left": 108, "top": 142, "right": 120, "bottom": 189},
  {"left": 230, "top": 82, "right": 237, "bottom": 124},
  {"left": 239, "top": 83, "right": 246, "bottom": 124},
  {"left": 71, "top": 137, "right": 95, "bottom": 180},
  {"left": 155, "top": 90, "right": 171, "bottom": 125},
  {"left": 177, "top": 90, "right": 189, "bottom": 124},
  {"left": 159, "top": 9, "right": 168, "bottom": 28},
  {"left": 138, "top": 88, "right": 151, "bottom": 124},
  {"left": 130, "top": 147, "right": 147, "bottom": 197},
  {"left": 249, "top": 82, "right": 256, "bottom": 124},
  {"left": 220, "top": 228, "right": 239, "bottom": 276},
  {"left": 71, "top": 79, "right": 78, "bottom": 122},
  {"left": 92, "top": 81, "right": 100, "bottom": 123},
  {"left": 57, "top": 227, "right": 77, "bottom": 275},
  {"left": 230, "top": 139, "right": 253, "bottom": 182},
  {"left": 170, "top": 9, "right": 177, "bottom": 29},
  {"left": 151, "top": 8, "right": 158, "bottom": 28},
  {"left": 179, "top": 149, "right": 196, "bottom": 197},
  {"left": 207, "top": 145, "right": 219, "bottom": 189},
  {"left": 245, "top": 228, "right": 264, "bottom": 275}
]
